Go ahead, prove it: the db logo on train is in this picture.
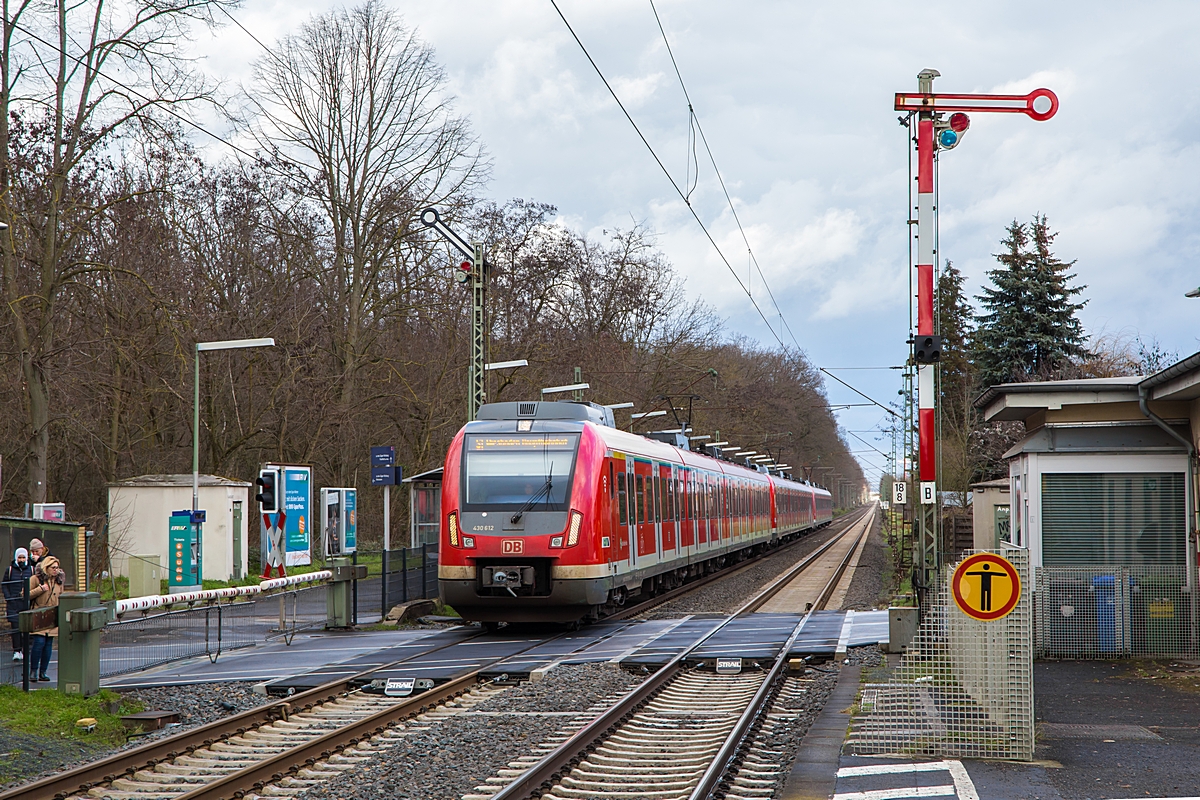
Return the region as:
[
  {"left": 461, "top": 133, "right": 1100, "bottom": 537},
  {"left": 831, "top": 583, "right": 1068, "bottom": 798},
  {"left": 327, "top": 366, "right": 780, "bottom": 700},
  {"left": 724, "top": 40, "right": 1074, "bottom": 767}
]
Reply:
[
  {"left": 502, "top": 539, "right": 524, "bottom": 554},
  {"left": 951, "top": 553, "right": 1021, "bottom": 622}
]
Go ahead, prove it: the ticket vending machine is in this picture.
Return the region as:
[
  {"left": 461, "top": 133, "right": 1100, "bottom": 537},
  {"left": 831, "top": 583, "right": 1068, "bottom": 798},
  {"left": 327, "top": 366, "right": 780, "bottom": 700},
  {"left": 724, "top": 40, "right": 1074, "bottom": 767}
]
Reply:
[
  {"left": 168, "top": 509, "right": 204, "bottom": 592},
  {"left": 320, "top": 488, "right": 357, "bottom": 558}
]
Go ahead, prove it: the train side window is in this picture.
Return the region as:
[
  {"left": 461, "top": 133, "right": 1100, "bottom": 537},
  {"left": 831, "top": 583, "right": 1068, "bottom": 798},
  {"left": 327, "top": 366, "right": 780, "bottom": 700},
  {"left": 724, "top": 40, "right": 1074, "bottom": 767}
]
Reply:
[
  {"left": 657, "top": 474, "right": 667, "bottom": 525},
  {"left": 635, "top": 474, "right": 645, "bottom": 524},
  {"left": 617, "top": 472, "right": 628, "bottom": 525},
  {"left": 667, "top": 477, "right": 675, "bottom": 521},
  {"left": 609, "top": 463, "right": 615, "bottom": 497}
]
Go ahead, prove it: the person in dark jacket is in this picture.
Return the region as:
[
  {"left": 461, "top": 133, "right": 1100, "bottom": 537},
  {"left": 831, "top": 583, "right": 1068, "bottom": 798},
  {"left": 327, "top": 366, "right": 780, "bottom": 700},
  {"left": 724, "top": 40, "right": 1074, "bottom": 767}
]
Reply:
[{"left": 3, "top": 548, "right": 33, "bottom": 660}]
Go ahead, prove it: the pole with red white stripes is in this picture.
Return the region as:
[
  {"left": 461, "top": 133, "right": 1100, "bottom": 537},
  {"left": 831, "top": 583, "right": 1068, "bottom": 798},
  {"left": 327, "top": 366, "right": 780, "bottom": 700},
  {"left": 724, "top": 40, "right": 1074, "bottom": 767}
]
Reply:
[{"left": 896, "top": 70, "right": 1058, "bottom": 596}]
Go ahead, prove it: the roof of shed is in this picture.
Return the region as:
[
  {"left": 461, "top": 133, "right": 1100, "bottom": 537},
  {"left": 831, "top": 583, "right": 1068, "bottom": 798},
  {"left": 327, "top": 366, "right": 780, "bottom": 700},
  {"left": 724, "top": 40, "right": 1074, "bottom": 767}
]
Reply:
[{"left": 108, "top": 474, "right": 252, "bottom": 489}]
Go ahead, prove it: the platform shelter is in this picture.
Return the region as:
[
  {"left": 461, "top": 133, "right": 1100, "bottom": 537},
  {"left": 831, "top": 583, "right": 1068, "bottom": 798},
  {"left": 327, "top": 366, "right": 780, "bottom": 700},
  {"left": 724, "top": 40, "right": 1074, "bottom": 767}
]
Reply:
[{"left": 975, "top": 353, "right": 1200, "bottom": 658}]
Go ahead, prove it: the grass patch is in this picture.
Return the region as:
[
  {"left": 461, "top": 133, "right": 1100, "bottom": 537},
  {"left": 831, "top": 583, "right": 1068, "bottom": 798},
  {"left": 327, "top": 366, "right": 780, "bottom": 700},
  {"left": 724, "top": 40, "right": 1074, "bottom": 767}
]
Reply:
[{"left": 0, "top": 686, "right": 144, "bottom": 747}]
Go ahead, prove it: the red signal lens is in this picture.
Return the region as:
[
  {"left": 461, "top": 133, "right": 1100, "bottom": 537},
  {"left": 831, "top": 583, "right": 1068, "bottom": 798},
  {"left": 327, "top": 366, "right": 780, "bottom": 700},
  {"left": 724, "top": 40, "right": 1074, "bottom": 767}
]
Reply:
[
  {"left": 949, "top": 112, "right": 970, "bottom": 132},
  {"left": 460, "top": 260, "right": 471, "bottom": 272}
]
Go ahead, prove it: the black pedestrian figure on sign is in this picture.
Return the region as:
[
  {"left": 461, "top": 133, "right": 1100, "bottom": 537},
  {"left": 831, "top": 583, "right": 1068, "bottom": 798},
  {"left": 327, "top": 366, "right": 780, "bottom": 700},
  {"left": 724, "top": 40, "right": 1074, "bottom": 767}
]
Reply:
[{"left": 966, "top": 562, "right": 1010, "bottom": 611}]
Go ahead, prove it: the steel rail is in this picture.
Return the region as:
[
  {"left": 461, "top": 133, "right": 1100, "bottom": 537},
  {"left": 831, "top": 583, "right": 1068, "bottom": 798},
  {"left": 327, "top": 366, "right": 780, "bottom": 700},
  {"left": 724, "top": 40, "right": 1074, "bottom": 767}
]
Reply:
[
  {"left": 173, "top": 672, "right": 480, "bottom": 800},
  {"left": 0, "top": 629, "right": 492, "bottom": 800},
  {"left": 687, "top": 506, "right": 875, "bottom": 800},
  {"left": 489, "top": 503, "right": 877, "bottom": 800}
]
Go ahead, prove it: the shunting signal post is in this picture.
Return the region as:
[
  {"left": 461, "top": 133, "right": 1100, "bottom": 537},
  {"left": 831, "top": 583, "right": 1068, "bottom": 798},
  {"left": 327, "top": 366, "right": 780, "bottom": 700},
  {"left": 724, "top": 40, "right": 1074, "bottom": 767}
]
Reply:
[{"left": 895, "top": 70, "right": 1057, "bottom": 603}]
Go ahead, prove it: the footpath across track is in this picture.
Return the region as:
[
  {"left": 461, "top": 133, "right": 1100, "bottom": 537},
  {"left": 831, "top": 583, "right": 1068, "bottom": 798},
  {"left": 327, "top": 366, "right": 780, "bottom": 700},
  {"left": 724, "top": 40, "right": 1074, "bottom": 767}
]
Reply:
[{"left": 3, "top": 507, "right": 875, "bottom": 800}]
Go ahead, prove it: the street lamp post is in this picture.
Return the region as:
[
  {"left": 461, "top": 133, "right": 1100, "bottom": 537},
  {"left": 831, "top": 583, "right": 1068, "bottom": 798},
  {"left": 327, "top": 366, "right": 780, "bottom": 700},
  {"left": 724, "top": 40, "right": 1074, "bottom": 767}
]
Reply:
[{"left": 193, "top": 338, "right": 275, "bottom": 512}]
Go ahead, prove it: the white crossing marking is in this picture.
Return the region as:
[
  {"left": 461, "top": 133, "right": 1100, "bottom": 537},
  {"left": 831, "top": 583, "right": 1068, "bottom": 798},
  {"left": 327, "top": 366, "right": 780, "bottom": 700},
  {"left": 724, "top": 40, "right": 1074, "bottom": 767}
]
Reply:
[
  {"left": 945, "top": 761, "right": 979, "bottom": 800},
  {"left": 836, "top": 609, "right": 856, "bottom": 655},
  {"left": 832, "top": 786, "right": 955, "bottom": 800},
  {"left": 837, "top": 761, "right": 956, "bottom": 778},
  {"left": 835, "top": 760, "right": 979, "bottom": 800}
]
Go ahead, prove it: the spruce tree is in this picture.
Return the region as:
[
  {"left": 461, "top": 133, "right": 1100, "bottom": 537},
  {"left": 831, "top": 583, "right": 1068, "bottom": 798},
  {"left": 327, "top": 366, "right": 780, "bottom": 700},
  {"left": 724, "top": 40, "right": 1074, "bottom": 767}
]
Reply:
[
  {"left": 936, "top": 260, "right": 978, "bottom": 503},
  {"left": 974, "top": 216, "right": 1088, "bottom": 387}
]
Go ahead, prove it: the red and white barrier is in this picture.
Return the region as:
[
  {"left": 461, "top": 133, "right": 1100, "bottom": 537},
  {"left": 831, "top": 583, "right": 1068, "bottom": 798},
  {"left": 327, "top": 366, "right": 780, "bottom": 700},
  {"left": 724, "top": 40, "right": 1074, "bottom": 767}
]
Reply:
[{"left": 112, "top": 570, "right": 333, "bottom": 617}]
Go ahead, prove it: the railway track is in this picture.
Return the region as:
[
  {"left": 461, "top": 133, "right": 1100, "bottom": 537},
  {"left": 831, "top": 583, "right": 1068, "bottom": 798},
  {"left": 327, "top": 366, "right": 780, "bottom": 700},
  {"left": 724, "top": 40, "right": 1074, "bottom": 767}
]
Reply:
[
  {"left": 481, "top": 503, "right": 876, "bottom": 800},
  {"left": 608, "top": 504, "right": 874, "bottom": 621},
  {"left": 4, "top": 506, "right": 874, "bottom": 800}
]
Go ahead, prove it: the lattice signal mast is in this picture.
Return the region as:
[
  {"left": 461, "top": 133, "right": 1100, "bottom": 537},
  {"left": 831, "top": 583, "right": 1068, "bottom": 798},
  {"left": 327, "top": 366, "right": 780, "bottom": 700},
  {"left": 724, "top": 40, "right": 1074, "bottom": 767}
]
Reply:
[{"left": 895, "top": 70, "right": 1058, "bottom": 596}]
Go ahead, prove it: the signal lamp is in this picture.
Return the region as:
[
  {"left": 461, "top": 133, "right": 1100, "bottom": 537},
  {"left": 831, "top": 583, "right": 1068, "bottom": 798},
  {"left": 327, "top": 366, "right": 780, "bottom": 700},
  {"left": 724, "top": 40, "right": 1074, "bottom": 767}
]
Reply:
[
  {"left": 914, "top": 335, "right": 943, "bottom": 364},
  {"left": 949, "top": 112, "right": 970, "bottom": 132},
  {"left": 255, "top": 469, "right": 279, "bottom": 513},
  {"left": 447, "top": 511, "right": 460, "bottom": 547}
]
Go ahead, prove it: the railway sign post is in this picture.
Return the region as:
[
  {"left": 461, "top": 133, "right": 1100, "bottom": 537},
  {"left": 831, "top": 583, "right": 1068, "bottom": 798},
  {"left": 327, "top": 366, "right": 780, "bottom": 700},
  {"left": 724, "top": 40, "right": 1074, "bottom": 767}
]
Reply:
[
  {"left": 895, "top": 71, "right": 1057, "bottom": 599},
  {"left": 421, "top": 207, "right": 487, "bottom": 421}
]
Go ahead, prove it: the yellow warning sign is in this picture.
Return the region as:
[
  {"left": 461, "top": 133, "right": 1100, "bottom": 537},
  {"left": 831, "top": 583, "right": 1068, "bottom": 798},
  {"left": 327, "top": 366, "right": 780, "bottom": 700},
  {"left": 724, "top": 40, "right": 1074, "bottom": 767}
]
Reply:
[{"left": 951, "top": 553, "right": 1021, "bottom": 621}]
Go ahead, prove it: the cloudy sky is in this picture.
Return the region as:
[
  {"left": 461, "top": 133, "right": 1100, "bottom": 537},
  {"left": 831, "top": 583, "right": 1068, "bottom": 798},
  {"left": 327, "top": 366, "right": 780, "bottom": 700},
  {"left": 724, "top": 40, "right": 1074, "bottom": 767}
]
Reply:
[{"left": 195, "top": 1, "right": 1200, "bottom": 484}]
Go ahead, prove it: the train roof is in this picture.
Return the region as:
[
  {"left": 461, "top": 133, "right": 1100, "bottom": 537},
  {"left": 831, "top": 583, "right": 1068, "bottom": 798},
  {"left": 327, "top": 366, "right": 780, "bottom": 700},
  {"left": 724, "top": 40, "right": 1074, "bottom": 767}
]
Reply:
[{"left": 470, "top": 400, "right": 830, "bottom": 497}]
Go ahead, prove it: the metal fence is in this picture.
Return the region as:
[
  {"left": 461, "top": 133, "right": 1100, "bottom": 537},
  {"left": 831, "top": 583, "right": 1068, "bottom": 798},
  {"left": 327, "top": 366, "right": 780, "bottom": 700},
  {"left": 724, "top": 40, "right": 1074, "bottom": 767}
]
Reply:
[
  {"left": 380, "top": 544, "right": 439, "bottom": 615},
  {"left": 1035, "top": 565, "right": 1199, "bottom": 659},
  {"left": 847, "top": 548, "right": 1035, "bottom": 761},
  {"left": 99, "top": 583, "right": 329, "bottom": 678}
]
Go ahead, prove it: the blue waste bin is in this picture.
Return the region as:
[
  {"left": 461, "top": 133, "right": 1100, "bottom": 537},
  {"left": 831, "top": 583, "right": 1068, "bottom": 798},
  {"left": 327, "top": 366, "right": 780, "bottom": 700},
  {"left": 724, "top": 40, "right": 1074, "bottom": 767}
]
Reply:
[{"left": 1093, "top": 574, "right": 1118, "bottom": 653}]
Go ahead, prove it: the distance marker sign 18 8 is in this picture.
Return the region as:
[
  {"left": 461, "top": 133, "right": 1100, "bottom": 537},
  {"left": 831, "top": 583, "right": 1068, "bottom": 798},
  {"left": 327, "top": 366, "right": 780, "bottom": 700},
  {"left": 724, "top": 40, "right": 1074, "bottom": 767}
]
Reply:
[{"left": 951, "top": 553, "right": 1021, "bottom": 621}]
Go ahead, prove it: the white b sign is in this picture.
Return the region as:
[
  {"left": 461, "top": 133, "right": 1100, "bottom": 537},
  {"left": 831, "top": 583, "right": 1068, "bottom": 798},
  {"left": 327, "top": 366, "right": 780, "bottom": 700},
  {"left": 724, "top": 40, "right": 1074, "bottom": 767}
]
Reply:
[
  {"left": 920, "top": 481, "right": 937, "bottom": 505},
  {"left": 892, "top": 482, "right": 907, "bottom": 505}
]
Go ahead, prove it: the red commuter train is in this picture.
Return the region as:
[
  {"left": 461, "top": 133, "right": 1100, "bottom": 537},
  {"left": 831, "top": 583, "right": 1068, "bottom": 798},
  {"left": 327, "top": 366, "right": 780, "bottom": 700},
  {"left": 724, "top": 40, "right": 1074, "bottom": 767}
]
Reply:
[{"left": 438, "top": 400, "right": 833, "bottom": 625}]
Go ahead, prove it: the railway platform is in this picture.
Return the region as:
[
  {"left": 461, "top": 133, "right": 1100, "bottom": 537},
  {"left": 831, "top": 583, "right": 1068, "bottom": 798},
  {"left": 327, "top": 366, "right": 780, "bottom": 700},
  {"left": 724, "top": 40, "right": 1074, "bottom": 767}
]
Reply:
[{"left": 800, "top": 657, "right": 1200, "bottom": 800}]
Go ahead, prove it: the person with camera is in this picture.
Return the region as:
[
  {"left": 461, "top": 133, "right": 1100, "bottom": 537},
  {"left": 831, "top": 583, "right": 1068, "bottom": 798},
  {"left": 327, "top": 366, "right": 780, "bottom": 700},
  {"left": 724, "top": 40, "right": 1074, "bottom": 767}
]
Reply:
[{"left": 28, "top": 555, "right": 63, "bottom": 682}]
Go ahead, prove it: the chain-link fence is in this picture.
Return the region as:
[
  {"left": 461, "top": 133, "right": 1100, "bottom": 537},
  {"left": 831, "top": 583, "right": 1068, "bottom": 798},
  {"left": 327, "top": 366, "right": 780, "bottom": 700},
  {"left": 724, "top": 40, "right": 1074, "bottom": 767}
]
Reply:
[
  {"left": 1036, "top": 565, "right": 1199, "bottom": 659},
  {"left": 848, "top": 548, "right": 1034, "bottom": 761}
]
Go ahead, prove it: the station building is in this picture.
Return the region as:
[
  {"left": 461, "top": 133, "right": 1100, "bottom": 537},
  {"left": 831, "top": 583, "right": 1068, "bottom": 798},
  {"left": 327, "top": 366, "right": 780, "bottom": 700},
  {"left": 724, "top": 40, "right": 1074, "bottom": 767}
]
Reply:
[{"left": 975, "top": 353, "right": 1200, "bottom": 657}]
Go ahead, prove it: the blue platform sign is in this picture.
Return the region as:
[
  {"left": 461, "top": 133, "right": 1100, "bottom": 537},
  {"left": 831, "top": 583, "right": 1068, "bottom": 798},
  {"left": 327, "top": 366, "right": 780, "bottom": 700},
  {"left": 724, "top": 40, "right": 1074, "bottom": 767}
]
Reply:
[
  {"left": 371, "top": 466, "right": 396, "bottom": 486},
  {"left": 371, "top": 446, "right": 395, "bottom": 467}
]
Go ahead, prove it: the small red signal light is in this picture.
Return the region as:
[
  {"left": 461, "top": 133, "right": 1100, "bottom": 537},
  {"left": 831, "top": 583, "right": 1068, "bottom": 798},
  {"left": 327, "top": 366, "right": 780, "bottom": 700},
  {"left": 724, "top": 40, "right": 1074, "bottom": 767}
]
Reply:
[
  {"left": 949, "top": 112, "right": 970, "bottom": 132},
  {"left": 460, "top": 260, "right": 471, "bottom": 272}
]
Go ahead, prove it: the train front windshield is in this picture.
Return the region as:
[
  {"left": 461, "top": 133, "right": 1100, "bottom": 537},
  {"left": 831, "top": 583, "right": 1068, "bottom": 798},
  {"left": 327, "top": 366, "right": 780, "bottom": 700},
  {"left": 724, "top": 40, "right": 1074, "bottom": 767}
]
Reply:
[{"left": 462, "top": 433, "right": 579, "bottom": 510}]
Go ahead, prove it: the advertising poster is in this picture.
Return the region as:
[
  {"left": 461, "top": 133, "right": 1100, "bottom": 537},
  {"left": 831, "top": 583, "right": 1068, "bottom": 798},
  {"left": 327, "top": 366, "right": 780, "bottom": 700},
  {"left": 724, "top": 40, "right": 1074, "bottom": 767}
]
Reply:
[
  {"left": 344, "top": 489, "right": 357, "bottom": 553},
  {"left": 283, "top": 466, "right": 312, "bottom": 566},
  {"left": 322, "top": 488, "right": 341, "bottom": 558}
]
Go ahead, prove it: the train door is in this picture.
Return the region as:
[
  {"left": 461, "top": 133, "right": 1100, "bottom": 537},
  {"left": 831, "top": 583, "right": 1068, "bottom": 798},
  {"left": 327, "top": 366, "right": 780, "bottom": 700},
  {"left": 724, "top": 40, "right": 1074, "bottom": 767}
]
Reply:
[
  {"left": 605, "top": 461, "right": 618, "bottom": 578},
  {"left": 681, "top": 469, "right": 694, "bottom": 550},
  {"left": 659, "top": 464, "right": 675, "bottom": 556},
  {"left": 634, "top": 460, "right": 656, "bottom": 563},
  {"left": 615, "top": 461, "right": 632, "bottom": 567},
  {"left": 652, "top": 465, "right": 663, "bottom": 559}
]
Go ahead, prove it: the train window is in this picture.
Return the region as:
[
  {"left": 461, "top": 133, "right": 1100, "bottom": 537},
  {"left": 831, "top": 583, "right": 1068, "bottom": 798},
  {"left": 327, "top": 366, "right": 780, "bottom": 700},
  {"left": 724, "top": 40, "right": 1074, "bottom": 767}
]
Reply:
[
  {"left": 657, "top": 474, "right": 667, "bottom": 525},
  {"left": 667, "top": 477, "right": 675, "bottom": 521},
  {"left": 609, "top": 463, "right": 615, "bottom": 497},
  {"left": 617, "top": 472, "right": 628, "bottom": 525},
  {"left": 635, "top": 474, "right": 645, "bottom": 524}
]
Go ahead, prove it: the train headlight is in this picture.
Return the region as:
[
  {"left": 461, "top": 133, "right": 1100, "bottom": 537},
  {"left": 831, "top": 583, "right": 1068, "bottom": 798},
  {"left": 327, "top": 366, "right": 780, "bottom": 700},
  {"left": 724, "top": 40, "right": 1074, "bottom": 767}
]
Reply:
[
  {"left": 566, "top": 511, "right": 583, "bottom": 547},
  {"left": 448, "top": 511, "right": 460, "bottom": 547},
  {"left": 550, "top": 536, "right": 563, "bottom": 548}
]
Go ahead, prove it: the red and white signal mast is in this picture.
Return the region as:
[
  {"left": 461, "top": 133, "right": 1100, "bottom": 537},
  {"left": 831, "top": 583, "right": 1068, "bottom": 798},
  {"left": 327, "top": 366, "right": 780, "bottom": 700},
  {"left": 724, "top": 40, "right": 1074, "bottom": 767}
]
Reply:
[{"left": 895, "top": 69, "right": 1057, "bottom": 594}]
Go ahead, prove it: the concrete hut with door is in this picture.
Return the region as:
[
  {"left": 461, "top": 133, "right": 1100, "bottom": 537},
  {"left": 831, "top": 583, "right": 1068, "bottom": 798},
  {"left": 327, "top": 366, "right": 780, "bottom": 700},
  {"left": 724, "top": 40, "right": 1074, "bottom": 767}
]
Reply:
[
  {"left": 975, "top": 355, "right": 1200, "bottom": 658},
  {"left": 106, "top": 474, "right": 252, "bottom": 585}
]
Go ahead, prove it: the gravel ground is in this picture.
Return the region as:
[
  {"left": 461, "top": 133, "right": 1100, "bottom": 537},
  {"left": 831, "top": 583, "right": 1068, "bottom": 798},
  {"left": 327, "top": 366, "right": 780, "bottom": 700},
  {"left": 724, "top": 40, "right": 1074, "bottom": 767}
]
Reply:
[
  {"left": 0, "top": 728, "right": 100, "bottom": 789},
  {"left": 840, "top": 509, "right": 887, "bottom": 611},
  {"left": 0, "top": 682, "right": 269, "bottom": 792},
  {"left": 300, "top": 662, "right": 644, "bottom": 800},
  {"left": 639, "top": 513, "right": 869, "bottom": 619}
]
